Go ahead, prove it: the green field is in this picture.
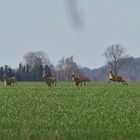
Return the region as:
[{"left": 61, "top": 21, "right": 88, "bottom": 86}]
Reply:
[{"left": 0, "top": 82, "right": 140, "bottom": 140}]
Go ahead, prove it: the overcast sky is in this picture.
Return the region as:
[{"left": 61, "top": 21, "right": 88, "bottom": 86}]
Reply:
[{"left": 0, "top": 0, "right": 140, "bottom": 69}]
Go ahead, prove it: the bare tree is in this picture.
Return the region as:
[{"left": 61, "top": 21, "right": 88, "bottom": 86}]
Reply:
[
  {"left": 23, "top": 51, "right": 50, "bottom": 72},
  {"left": 103, "top": 44, "right": 131, "bottom": 76},
  {"left": 56, "top": 56, "right": 80, "bottom": 81}
]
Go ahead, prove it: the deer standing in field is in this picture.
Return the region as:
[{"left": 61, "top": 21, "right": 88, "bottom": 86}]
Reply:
[
  {"left": 42, "top": 72, "right": 57, "bottom": 87},
  {"left": 108, "top": 69, "right": 128, "bottom": 85},
  {"left": 72, "top": 73, "right": 89, "bottom": 87},
  {"left": 3, "top": 74, "right": 17, "bottom": 86}
]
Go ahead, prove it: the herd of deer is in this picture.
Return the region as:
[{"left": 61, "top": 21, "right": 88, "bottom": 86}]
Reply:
[{"left": 2, "top": 69, "right": 128, "bottom": 87}]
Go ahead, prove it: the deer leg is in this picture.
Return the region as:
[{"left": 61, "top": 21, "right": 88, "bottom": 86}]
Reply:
[
  {"left": 47, "top": 82, "right": 50, "bottom": 87},
  {"left": 121, "top": 81, "right": 126, "bottom": 85},
  {"left": 121, "top": 80, "right": 128, "bottom": 85},
  {"left": 76, "top": 82, "right": 79, "bottom": 87},
  {"left": 123, "top": 80, "right": 128, "bottom": 85},
  {"left": 84, "top": 81, "right": 86, "bottom": 85},
  {"left": 50, "top": 82, "right": 53, "bottom": 87}
]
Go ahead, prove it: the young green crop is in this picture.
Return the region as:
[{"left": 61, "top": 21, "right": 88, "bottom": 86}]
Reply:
[{"left": 0, "top": 82, "right": 140, "bottom": 140}]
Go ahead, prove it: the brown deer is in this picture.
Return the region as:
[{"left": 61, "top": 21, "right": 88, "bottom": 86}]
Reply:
[
  {"left": 108, "top": 70, "right": 128, "bottom": 85},
  {"left": 42, "top": 72, "right": 57, "bottom": 87},
  {"left": 72, "top": 73, "right": 89, "bottom": 87},
  {"left": 3, "top": 74, "right": 17, "bottom": 86}
]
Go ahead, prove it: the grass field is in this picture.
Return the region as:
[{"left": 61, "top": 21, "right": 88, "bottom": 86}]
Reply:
[{"left": 0, "top": 82, "right": 140, "bottom": 140}]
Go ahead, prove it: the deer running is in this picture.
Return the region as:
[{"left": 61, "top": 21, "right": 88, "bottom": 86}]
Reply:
[{"left": 108, "top": 70, "right": 128, "bottom": 85}]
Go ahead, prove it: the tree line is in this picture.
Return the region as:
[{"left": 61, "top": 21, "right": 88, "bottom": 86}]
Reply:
[
  {"left": 0, "top": 44, "right": 134, "bottom": 82},
  {"left": 0, "top": 51, "right": 83, "bottom": 82}
]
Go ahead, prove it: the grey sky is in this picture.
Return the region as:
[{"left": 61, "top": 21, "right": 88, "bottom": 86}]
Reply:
[{"left": 0, "top": 0, "right": 140, "bottom": 69}]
